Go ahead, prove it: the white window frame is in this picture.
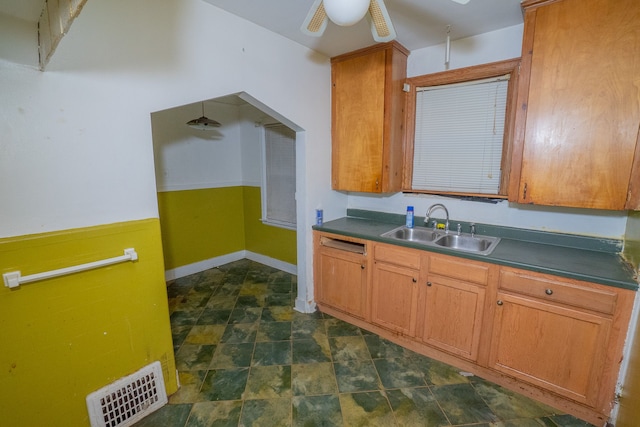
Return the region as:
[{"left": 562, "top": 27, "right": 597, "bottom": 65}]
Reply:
[
  {"left": 404, "top": 58, "right": 520, "bottom": 198},
  {"left": 261, "top": 123, "right": 296, "bottom": 230}
]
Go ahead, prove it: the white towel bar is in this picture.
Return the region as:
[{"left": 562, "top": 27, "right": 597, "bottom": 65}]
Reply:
[{"left": 3, "top": 248, "right": 138, "bottom": 289}]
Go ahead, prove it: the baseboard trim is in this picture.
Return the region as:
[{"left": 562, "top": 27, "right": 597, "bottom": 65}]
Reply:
[{"left": 164, "top": 251, "right": 297, "bottom": 281}]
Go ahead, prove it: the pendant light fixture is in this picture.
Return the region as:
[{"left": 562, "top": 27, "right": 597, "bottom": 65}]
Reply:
[{"left": 186, "top": 102, "right": 221, "bottom": 130}]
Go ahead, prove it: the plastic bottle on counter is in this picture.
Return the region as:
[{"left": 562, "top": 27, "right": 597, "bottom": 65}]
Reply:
[{"left": 406, "top": 206, "right": 414, "bottom": 228}]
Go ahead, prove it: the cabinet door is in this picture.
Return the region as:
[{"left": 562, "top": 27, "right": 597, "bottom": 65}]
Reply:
[
  {"left": 419, "top": 275, "right": 485, "bottom": 361},
  {"left": 370, "top": 261, "right": 419, "bottom": 336},
  {"left": 316, "top": 249, "right": 368, "bottom": 319},
  {"left": 332, "top": 49, "right": 386, "bottom": 192},
  {"left": 489, "top": 293, "right": 611, "bottom": 406},
  {"left": 510, "top": 0, "right": 640, "bottom": 209}
]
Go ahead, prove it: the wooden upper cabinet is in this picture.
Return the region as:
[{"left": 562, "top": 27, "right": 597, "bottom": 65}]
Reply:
[
  {"left": 509, "top": 0, "right": 640, "bottom": 210},
  {"left": 331, "top": 42, "right": 409, "bottom": 193}
]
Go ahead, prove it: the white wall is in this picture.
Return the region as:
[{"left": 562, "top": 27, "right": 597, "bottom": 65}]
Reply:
[
  {"left": 348, "top": 24, "right": 628, "bottom": 238},
  {"left": 0, "top": 0, "right": 338, "bottom": 311}
]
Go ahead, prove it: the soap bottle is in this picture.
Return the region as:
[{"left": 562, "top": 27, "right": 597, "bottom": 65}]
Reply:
[{"left": 406, "top": 206, "right": 414, "bottom": 228}]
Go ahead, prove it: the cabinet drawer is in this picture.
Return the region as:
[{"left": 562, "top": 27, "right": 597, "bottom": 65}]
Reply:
[
  {"left": 428, "top": 254, "right": 489, "bottom": 286},
  {"left": 499, "top": 269, "right": 618, "bottom": 315},
  {"left": 374, "top": 244, "right": 421, "bottom": 270}
]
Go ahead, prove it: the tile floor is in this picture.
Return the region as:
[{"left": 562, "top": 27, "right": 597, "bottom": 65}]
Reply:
[{"left": 134, "top": 259, "right": 594, "bottom": 427}]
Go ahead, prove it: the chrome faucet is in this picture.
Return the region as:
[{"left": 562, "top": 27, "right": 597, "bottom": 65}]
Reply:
[{"left": 424, "top": 203, "right": 449, "bottom": 233}]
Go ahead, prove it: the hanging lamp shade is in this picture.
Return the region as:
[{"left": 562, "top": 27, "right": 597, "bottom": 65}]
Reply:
[
  {"left": 186, "top": 102, "right": 221, "bottom": 130},
  {"left": 324, "top": 0, "right": 369, "bottom": 26}
]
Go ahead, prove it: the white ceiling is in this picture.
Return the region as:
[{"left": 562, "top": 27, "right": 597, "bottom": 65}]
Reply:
[{"left": 1, "top": 0, "right": 524, "bottom": 58}]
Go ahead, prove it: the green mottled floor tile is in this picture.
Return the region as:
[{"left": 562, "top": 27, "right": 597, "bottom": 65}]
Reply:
[
  {"left": 244, "top": 365, "right": 292, "bottom": 399},
  {"left": 239, "top": 283, "right": 269, "bottom": 297},
  {"left": 374, "top": 358, "right": 426, "bottom": 388},
  {"left": 501, "top": 419, "right": 556, "bottom": 427},
  {"left": 183, "top": 325, "right": 226, "bottom": 345},
  {"left": 236, "top": 295, "right": 265, "bottom": 308},
  {"left": 257, "top": 321, "right": 292, "bottom": 342},
  {"left": 329, "top": 335, "right": 370, "bottom": 362},
  {"left": 334, "top": 359, "right": 382, "bottom": 392},
  {"left": 169, "top": 370, "right": 206, "bottom": 404},
  {"left": 209, "top": 342, "right": 254, "bottom": 369},
  {"left": 220, "top": 323, "right": 258, "bottom": 344},
  {"left": 252, "top": 341, "right": 292, "bottom": 366},
  {"left": 549, "top": 414, "right": 596, "bottom": 427},
  {"left": 240, "top": 398, "right": 292, "bottom": 427},
  {"left": 199, "top": 368, "right": 249, "bottom": 401},
  {"left": 213, "top": 284, "right": 242, "bottom": 297},
  {"left": 185, "top": 399, "right": 242, "bottom": 426},
  {"left": 412, "top": 355, "right": 470, "bottom": 386},
  {"left": 197, "top": 308, "right": 232, "bottom": 324},
  {"left": 205, "top": 296, "right": 238, "bottom": 310},
  {"left": 132, "top": 403, "right": 192, "bottom": 427},
  {"left": 292, "top": 319, "right": 326, "bottom": 339},
  {"left": 262, "top": 306, "right": 296, "bottom": 322},
  {"left": 472, "top": 378, "right": 557, "bottom": 420},
  {"left": 364, "top": 334, "right": 410, "bottom": 359},
  {"left": 386, "top": 387, "right": 449, "bottom": 427},
  {"left": 326, "top": 318, "right": 362, "bottom": 337},
  {"left": 229, "top": 307, "right": 262, "bottom": 324},
  {"left": 292, "top": 337, "right": 331, "bottom": 364},
  {"left": 339, "top": 391, "right": 395, "bottom": 427},
  {"left": 432, "top": 383, "right": 499, "bottom": 425},
  {"left": 170, "top": 309, "right": 203, "bottom": 326},
  {"left": 268, "top": 281, "right": 292, "bottom": 294},
  {"left": 292, "top": 363, "right": 338, "bottom": 396},
  {"left": 293, "top": 395, "right": 343, "bottom": 427},
  {"left": 171, "top": 325, "right": 192, "bottom": 350},
  {"left": 266, "top": 293, "right": 293, "bottom": 306},
  {"left": 175, "top": 344, "right": 216, "bottom": 371}
]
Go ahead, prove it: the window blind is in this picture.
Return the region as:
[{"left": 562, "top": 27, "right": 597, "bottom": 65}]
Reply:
[
  {"left": 412, "top": 75, "right": 510, "bottom": 194},
  {"left": 264, "top": 124, "right": 296, "bottom": 227}
]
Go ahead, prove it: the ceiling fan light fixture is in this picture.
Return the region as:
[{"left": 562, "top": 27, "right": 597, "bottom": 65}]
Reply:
[
  {"left": 324, "top": 0, "right": 370, "bottom": 26},
  {"left": 186, "top": 102, "right": 221, "bottom": 130}
]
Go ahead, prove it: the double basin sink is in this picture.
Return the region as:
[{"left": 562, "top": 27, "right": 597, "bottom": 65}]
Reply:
[{"left": 380, "top": 225, "right": 501, "bottom": 256}]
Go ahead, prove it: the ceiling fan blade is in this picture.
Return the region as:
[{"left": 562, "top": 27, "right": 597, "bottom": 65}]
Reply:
[
  {"left": 450, "top": 0, "right": 471, "bottom": 4},
  {"left": 368, "top": 0, "right": 396, "bottom": 42},
  {"left": 301, "top": 0, "right": 328, "bottom": 37}
]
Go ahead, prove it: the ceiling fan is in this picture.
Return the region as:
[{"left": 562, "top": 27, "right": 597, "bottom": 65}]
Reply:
[{"left": 301, "top": 0, "right": 471, "bottom": 43}]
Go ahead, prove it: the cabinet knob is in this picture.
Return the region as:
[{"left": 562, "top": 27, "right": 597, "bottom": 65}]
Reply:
[
  {"left": 545, "top": 289, "right": 553, "bottom": 295},
  {"left": 497, "top": 300, "right": 503, "bottom": 306},
  {"left": 412, "top": 278, "right": 417, "bottom": 283},
  {"left": 361, "top": 265, "right": 365, "bottom": 270},
  {"left": 426, "top": 281, "right": 432, "bottom": 286}
]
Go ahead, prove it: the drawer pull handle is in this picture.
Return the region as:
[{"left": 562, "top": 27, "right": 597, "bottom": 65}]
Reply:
[
  {"left": 497, "top": 300, "right": 504, "bottom": 306},
  {"left": 426, "top": 281, "right": 432, "bottom": 286},
  {"left": 545, "top": 289, "right": 553, "bottom": 295}
]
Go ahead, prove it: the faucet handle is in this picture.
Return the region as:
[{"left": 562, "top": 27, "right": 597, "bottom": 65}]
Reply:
[
  {"left": 470, "top": 223, "right": 476, "bottom": 237},
  {"left": 457, "top": 223, "right": 462, "bottom": 236}
]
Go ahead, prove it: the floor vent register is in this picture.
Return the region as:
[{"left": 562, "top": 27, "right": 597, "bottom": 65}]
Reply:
[{"left": 86, "top": 361, "right": 167, "bottom": 427}]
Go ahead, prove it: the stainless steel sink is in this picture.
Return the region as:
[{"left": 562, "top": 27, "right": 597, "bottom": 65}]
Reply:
[
  {"left": 380, "top": 226, "right": 500, "bottom": 255},
  {"left": 380, "top": 226, "right": 442, "bottom": 243},
  {"left": 432, "top": 233, "right": 500, "bottom": 255}
]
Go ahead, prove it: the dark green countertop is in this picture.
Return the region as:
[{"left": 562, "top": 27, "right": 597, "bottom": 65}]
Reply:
[{"left": 313, "top": 215, "right": 638, "bottom": 291}]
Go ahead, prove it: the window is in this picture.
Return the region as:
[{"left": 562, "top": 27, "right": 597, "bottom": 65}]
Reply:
[
  {"left": 262, "top": 124, "right": 296, "bottom": 229},
  {"left": 404, "top": 58, "right": 520, "bottom": 197}
]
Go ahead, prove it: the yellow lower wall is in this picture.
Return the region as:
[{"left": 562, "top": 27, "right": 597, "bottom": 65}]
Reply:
[
  {"left": 157, "top": 186, "right": 296, "bottom": 270},
  {"left": 0, "top": 219, "right": 177, "bottom": 427},
  {"left": 243, "top": 186, "right": 297, "bottom": 265}
]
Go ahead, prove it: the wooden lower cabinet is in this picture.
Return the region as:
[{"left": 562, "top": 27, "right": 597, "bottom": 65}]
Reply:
[
  {"left": 312, "top": 231, "right": 635, "bottom": 424},
  {"left": 419, "top": 274, "right": 486, "bottom": 361},
  {"left": 489, "top": 292, "right": 611, "bottom": 406},
  {"left": 371, "top": 243, "right": 421, "bottom": 336},
  {"left": 314, "top": 233, "right": 368, "bottom": 319}
]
